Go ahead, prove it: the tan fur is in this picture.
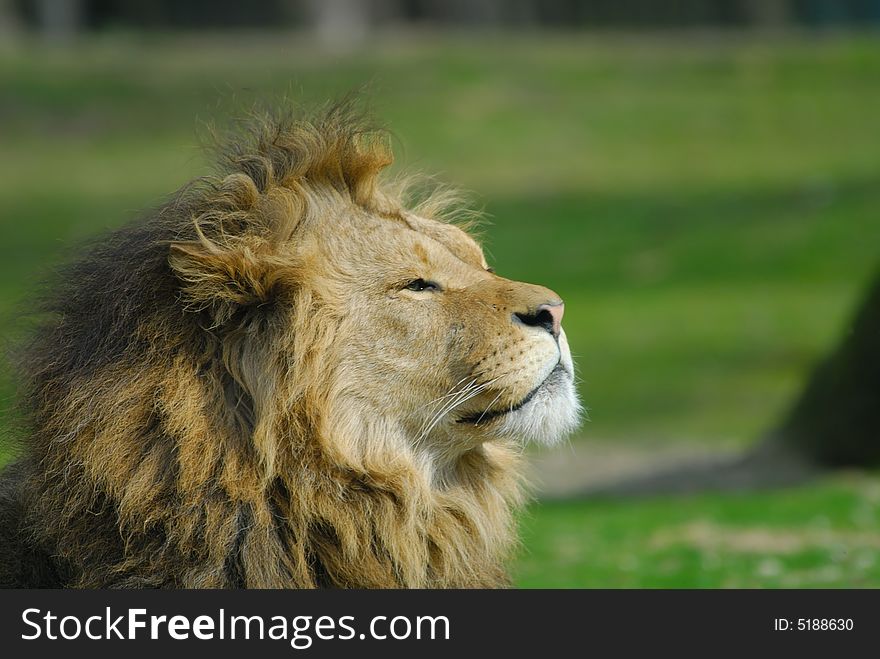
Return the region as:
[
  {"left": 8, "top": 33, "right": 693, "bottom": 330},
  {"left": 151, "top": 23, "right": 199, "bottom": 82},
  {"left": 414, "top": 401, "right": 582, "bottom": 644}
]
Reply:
[{"left": 5, "top": 105, "right": 576, "bottom": 588}]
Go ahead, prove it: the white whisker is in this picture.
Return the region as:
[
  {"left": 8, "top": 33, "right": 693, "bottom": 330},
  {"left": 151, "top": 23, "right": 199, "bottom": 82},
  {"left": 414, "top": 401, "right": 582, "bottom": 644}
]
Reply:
[
  {"left": 416, "top": 375, "right": 475, "bottom": 412},
  {"left": 418, "top": 379, "right": 476, "bottom": 434},
  {"left": 473, "top": 389, "right": 505, "bottom": 426},
  {"left": 416, "top": 376, "right": 500, "bottom": 443},
  {"left": 417, "top": 379, "right": 478, "bottom": 442}
]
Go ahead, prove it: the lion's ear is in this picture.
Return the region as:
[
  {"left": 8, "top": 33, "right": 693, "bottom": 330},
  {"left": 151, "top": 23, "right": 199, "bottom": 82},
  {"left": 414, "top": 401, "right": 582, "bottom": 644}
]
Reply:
[{"left": 169, "top": 240, "right": 281, "bottom": 325}]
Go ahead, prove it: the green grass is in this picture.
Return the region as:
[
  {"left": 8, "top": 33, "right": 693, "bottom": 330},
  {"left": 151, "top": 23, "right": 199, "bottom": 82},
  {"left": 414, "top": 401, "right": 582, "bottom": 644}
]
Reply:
[{"left": 516, "top": 475, "right": 880, "bottom": 587}]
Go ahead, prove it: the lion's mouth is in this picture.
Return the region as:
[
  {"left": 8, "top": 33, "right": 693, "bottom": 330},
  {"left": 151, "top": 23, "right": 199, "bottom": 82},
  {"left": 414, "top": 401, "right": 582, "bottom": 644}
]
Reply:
[{"left": 456, "top": 362, "right": 565, "bottom": 426}]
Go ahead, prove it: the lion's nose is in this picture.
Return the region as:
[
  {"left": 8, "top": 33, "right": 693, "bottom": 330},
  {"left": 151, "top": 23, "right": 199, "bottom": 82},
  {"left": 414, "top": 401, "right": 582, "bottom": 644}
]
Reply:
[{"left": 514, "top": 301, "right": 564, "bottom": 339}]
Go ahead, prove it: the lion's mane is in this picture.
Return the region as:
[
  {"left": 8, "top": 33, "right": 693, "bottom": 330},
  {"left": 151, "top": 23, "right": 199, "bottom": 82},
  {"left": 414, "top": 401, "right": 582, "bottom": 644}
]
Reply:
[{"left": 0, "top": 106, "right": 524, "bottom": 588}]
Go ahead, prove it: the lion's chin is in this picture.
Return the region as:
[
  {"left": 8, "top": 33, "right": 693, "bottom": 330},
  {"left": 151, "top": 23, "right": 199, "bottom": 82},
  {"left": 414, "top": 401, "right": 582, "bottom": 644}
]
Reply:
[{"left": 459, "top": 364, "right": 582, "bottom": 446}]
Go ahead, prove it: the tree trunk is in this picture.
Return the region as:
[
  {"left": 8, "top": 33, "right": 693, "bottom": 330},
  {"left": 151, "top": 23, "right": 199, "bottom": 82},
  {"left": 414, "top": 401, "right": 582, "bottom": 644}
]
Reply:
[
  {"left": 573, "top": 268, "right": 880, "bottom": 498},
  {"left": 306, "top": 0, "right": 370, "bottom": 50},
  {"left": 36, "top": 0, "right": 83, "bottom": 43},
  {"left": 767, "top": 269, "right": 880, "bottom": 466},
  {"left": 0, "top": 0, "right": 22, "bottom": 39}
]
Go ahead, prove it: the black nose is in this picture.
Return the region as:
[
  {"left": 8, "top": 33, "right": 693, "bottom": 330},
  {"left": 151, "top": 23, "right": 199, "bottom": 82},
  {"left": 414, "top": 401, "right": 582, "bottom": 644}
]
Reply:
[{"left": 514, "top": 302, "right": 563, "bottom": 339}]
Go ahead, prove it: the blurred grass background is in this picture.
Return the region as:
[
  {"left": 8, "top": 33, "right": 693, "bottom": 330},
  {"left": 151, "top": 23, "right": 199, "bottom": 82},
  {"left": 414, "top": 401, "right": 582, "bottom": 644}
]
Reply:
[{"left": 1, "top": 32, "right": 879, "bottom": 586}]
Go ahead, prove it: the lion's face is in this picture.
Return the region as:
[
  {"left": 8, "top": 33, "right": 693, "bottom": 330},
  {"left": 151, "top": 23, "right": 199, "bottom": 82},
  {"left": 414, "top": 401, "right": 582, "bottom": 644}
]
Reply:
[
  {"left": 23, "top": 112, "right": 573, "bottom": 588},
  {"left": 298, "top": 202, "right": 581, "bottom": 458}
]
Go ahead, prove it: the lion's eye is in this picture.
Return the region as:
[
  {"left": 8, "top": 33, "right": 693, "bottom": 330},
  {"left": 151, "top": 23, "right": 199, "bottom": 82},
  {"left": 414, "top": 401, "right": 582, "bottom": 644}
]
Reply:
[{"left": 404, "top": 278, "right": 440, "bottom": 292}]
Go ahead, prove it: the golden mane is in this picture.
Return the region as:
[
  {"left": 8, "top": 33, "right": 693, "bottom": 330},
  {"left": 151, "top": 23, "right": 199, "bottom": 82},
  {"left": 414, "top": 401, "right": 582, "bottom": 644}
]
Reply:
[{"left": 1, "top": 105, "right": 524, "bottom": 588}]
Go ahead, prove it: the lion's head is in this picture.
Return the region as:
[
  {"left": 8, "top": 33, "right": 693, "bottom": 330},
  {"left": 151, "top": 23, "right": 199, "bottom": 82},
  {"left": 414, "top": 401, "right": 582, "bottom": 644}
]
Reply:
[{"left": 12, "top": 105, "right": 580, "bottom": 588}]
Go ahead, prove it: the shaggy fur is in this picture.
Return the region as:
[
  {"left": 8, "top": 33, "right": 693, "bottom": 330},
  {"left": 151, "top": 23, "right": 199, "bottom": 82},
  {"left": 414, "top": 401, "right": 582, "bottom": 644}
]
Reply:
[{"left": 0, "top": 105, "right": 579, "bottom": 588}]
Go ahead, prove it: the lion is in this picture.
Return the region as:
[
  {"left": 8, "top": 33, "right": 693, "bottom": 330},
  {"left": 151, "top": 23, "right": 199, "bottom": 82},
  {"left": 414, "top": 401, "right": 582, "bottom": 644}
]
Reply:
[{"left": 0, "top": 105, "right": 581, "bottom": 588}]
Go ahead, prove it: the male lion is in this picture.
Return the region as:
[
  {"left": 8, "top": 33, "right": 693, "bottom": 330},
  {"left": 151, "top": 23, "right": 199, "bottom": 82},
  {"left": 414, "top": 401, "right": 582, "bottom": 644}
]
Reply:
[{"left": 0, "top": 106, "right": 580, "bottom": 588}]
